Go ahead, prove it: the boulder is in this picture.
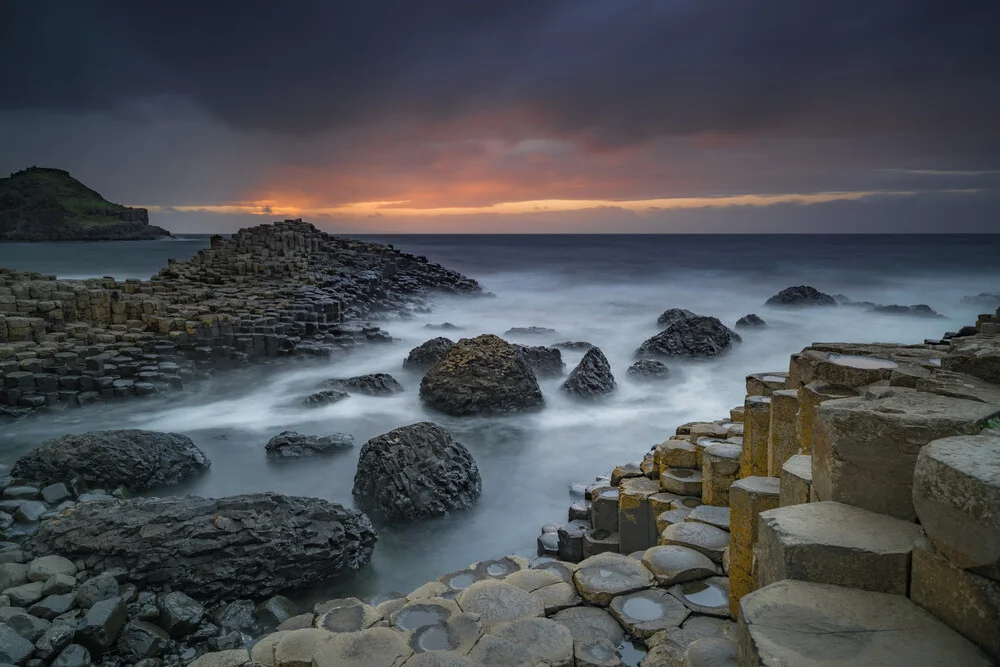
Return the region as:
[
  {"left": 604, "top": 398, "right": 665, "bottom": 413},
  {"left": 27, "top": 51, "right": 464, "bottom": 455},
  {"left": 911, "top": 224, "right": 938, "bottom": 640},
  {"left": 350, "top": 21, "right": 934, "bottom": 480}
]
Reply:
[
  {"left": 657, "top": 308, "right": 697, "bottom": 328},
  {"left": 352, "top": 422, "right": 481, "bottom": 523},
  {"left": 942, "top": 334, "right": 1000, "bottom": 384},
  {"left": 25, "top": 493, "right": 376, "bottom": 603},
  {"left": 0, "top": 623, "right": 37, "bottom": 665},
  {"left": 626, "top": 359, "right": 670, "bottom": 381},
  {"left": 158, "top": 591, "right": 205, "bottom": 637},
  {"left": 320, "top": 373, "right": 403, "bottom": 396},
  {"left": 765, "top": 285, "right": 837, "bottom": 307},
  {"left": 735, "top": 313, "right": 766, "bottom": 329},
  {"left": 562, "top": 347, "right": 616, "bottom": 398},
  {"left": 419, "top": 334, "right": 543, "bottom": 415},
  {"left": 403, "top": 337, "right": 455, "bottom": 371},
  {"left": 553, "top": 341, "right": 594, "bottom": 351},
  {"left": 11, "top": 430, "right": 210, "bottom": 492},
  {"left": 303, "top": 389, "right": 349, "bottom": 407},
  {"left": 74, "top": 596, "right": 127, "bottom": 656},
  {"left": 515, "top": 345, "right": 565, "bottom": 377},
  {"left": 635, "top": 317, "right": 741, "bottom": 359},
  {"left": 74, "top": 572, "right": 119, "bottom": 608},
  {"left": 265, "top": 431, "right": 355, "bottom": 458}
]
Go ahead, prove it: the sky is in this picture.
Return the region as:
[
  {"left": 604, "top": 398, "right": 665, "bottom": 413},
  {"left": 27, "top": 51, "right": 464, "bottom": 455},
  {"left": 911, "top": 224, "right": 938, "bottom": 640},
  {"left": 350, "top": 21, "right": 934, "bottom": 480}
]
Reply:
[{"left": 1, "top": 1, "right": 999, "bottom": 234}]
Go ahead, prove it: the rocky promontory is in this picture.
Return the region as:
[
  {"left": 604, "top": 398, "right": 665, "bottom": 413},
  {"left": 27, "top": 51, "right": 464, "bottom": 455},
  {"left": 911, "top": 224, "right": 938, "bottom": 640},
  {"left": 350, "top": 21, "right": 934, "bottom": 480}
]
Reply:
[{"left": 0, "top": 167, "right": 171, "bottom": 241}]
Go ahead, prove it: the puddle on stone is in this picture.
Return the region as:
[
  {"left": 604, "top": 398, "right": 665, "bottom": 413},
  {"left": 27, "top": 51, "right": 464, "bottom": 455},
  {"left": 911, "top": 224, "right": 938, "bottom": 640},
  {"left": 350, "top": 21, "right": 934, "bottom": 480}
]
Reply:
[
  {"left": 478, "top": 557, "right": 519, "bottom": 578},
  {"left": 617, "top": 639, "right": 647, "bottom": 667},
  {"left": 671, "top": 469, "right": 694, "bottom": 478},
  {"left": 927, "top": 358, "right": 942, "bottom": 366},
  {"left": 413, "top": 624, "right": 455, "bottom": 652},
  {"left": 675, "top": 497, "right": 701, "bottom": 509},
  {"left": 598, "top": 568, "right": 616, "bottom": 578},
  {"left": 681, "top": 581, "right": 727, "bottom": 607},
  {"left": 394, "top": 605, "right": 450, "bottom": 631},
  {"left": 621, "top": 597, "right": 664, "bottom": 621},
  {"left": 828, "top": 354, "right": 898, "bottom": 369}
]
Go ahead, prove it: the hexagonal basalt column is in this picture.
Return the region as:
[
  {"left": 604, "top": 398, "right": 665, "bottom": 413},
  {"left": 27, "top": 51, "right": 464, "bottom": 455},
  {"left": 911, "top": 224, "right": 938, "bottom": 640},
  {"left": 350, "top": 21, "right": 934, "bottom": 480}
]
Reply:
[
  {"left": 740, "top": 396, "right": 770, "bottom": 478},
  {"left": 767, "top": 389, "right": 799, "bottom": 477},
  {"left": 794, "top": 382, "right": 857, "bottom": 454},
  {"left": 618, "top": 476, "right": 660, "bottom": 554},
  {"left": 702, "top": 443, "right": 741, "bottom": 507},
  {"left": 779, "top": 454, "right": 812, "bottom": 507},
  {"left": 727, "top": 476, "right": 779, "bottom": 618}
]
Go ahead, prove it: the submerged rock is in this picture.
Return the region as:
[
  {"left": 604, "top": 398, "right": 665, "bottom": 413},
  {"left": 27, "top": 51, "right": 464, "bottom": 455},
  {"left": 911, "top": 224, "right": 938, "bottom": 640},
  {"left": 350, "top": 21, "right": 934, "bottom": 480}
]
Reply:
[
  {"left": 868, "top": 304, "right": 944, "bottom": 318},
  {"left": 12, "top": 430, "right": 209, "bottom": 492},
  {"left": 265, "top": 431, "right": 355, "bottom": 458},
  {"left": 303, "top": 390, "right": 350, "bottom": 407},
  {"left": 562, "top": 347, "right": 616, "bottom": 398},
  {"left": 504, "top": 326, "right": 557, "bottom": 337},
  {"left": 25, "top": 493, "right": 377, "bottom": 603},
  {"left": 735, "top": 313, "right": 767, "bottom": 329},
  {"left": 320, "top": 373, "right": 403, "bottom": 396},
  {"left": 635, "top": 316, "right": 741, "bottom": 359},
  {"left": 765, "top": 285, "right": 837, "bottom": 307},
  {"left": 657, "top": 308, "right": 697, "bottom": 328},
  {"left": 353, "top": 422, "right": 481, "bottom": 523},
  {"left": 626, "top": 359, "right": 670, "bottom": 381},
  {"left": 425, "top": 322, "right": 461, "bottom": 331},
  {"left": 516, "top": 345, "right": 565, "bottom": 377},
  {"left": 403, "top": 337, "right": 455, "bottom": 371},
  {"left": 552, "top": 341, "right": 594, "bottom": 351},
  {"left": 420, "top": 335, "right": 543, "bottom": 415}
]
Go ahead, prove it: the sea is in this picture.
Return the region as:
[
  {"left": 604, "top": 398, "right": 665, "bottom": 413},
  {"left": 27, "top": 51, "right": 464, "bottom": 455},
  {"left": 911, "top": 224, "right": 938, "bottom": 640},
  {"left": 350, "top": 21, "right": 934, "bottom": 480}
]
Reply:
[{"left": 1, "top": 234, "right": 999, "bottom": 601}]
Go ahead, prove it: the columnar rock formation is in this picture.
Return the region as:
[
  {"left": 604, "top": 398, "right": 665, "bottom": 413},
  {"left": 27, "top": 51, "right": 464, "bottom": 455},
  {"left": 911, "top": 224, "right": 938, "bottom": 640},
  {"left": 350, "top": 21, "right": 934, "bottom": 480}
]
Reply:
[{"left": 0, "top": 220, "right": 483, "bottom": 417}]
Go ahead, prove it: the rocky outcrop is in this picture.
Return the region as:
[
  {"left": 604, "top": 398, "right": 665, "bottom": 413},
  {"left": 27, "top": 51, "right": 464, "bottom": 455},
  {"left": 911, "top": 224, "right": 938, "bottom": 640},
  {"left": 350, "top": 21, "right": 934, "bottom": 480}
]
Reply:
[
  {"left": 24, "top": 493, "right": 377, "bottom": 602},
  {"left": 352, "top": 422, "right": 481, "bottom": 523},
  {"left": 11, "top": 430, "right": 210, "bottom": 492},
  {"left": 635, "top": 316, "right": 741, "bottom": 359},
  {"left": 657, "top": 308, "right": 697, "bottom": 328},
  {"left": 265, "top": 431, "right": 355, "bottom": 458},
  {"left": 504, "top": 327, "right": 557, "bottom": 337},
  {"left": 419, "top": 335, "right": 543, "bottom": 415},
  {"left": 403, "top": 337, "right": 455, "bottom": 371},
  {"left": 765, "top": 286, "right": 837, "bottom": 307},
  {"left": 562, "top": 347, "right": 616, "bottom": 398},
  {"left": 516, "top": 345, "right": 565, "bottom": 377},
  {"left": 320, "top": 373, "right": 403, "bottom": 396},
  {"left": 869, "top": 304, "right": 943, "bottom": 317},
  {"left": 626, "top": 359, "right": 670, "bottom": 381},
  {"left": 735, "top": 314, "right": 767, "bottom": 329}
]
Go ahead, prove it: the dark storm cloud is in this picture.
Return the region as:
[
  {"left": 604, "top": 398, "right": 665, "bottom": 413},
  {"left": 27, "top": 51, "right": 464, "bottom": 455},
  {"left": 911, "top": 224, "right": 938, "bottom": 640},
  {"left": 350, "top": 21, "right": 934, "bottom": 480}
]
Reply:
[{"left": 2, "top": 0, "right": 999, "bottom": 151}]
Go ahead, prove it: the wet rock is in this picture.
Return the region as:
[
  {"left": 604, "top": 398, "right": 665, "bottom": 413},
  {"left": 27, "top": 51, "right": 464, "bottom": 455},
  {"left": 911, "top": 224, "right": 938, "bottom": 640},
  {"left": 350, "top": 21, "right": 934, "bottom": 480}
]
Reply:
[
  {"left": 320, "top": 373, "right": 403, "bottom": 396},
  {"left": 26, "top": 493, "right": 376, "bottom": 603},
  {"left": 943, "top": 335, "right": 1000, "bottom": 384},
  {"left": 765, "top": 285, "right": 837, "bottom": 307},
  {"left": 74, "top": 573, "right": 119, "bottom": 609},
  {"left": 303, "top": 389, "right": 350, "bottom": 407},
  {"left": 35, "top": 622, "right": 76, "bottom": 660},
  {"left": 550, "top": 606, "right": 625, "bottom": 646},
  {"left": 425, "top": 322, "right": 461, "bottom": 331},
  {"left": 28, "top": 593, "right": 76, "bottom": 620},
  {"left": 515, "top": 345, "right": 565, "bottom": 377},
  {"left": 14, "top": 501, "right": 48, "bottom": 523},
  {"left": 213, "top": 599, "right": 258, "bottom": 634},
  {"left": 656, "top": 308, "right": 697, "bottom": 328},
  {"left": 51, "top": 644, "right": 94, "bottom": 667},
  {"left": 683, "top": 637, "right": 738, "bottom": 666},
  {"left": 74, "top": 596, "right": 127, "bottom": 655},
  {"left": 157, "top": 591, "right": 204, "bottom": 638},
  {"left": 625, "top": 359, "right": 670, "bottom": 381},
  {"left": 471, "top": 617, "right": 573, "bottom": 667},
  {"left": 635, "top": 316, "right": 741, "bottom": 359},
  {"left": 669, "top": 576, "right": 730, "bottom": 617},
  {"left": 27, "top": 555, "right": 76, "bottom": 582},
  {"left": 609, "top": 588, "right": 689, "bottom": 638},
  {"left": 403, "top": 337, "right": 455, "bottom": 371},
  {"left": 5, "top": 581, "right": 44, "bottom": 606},
  {"left": 659, "top": 523, "right": 729, "bottom": 564},
  {"left": 40, "top": 483, "right": 71, "bottom": 505},
  {"left": 313, "top": 627, "right": 412, "bottom": 667},
  {"left": 0, "top": 623, "right": 35, "bottom": 665},
  {"left": 11, "top": 430, "right": 210, "bottom": 492},
  {"left": 256, "top": 595, "right": 297, "bottom": 628},
  {"left": 116, "top": 620, "right": 170, "bottom": 660},
  {"left": 869, "top": 304, "right": 943, "bottom": 317},
  {"left": 0, "top": 606, "right": 50, "bottom": 641},
  {"left": 403, "top": 652, "right": 477, "bottom": 666},
  {"left": 553, "top": 341, "right": 594, "bottom": 351},
  {"left": 352, "top": 422, "right": 481, "bottom": 523},
  {"left": 735, "top": 313, "right": 767, "bottom": 329},
  {"left": 532, "top": 581, "right": 581, "bottom": 614},
  {"left": 0, "top": 562, "right": 28, "bottom": 590},
  {"left": 562, "top": 347, "right": 616, "bottom": 398},
  {"left": 573, "top": 553, "right": 655, "bottom": 606},
  {"left": 641, "top": 545, "right": 717, "bottom": 585},
  {"left": 420, "top": 335, "right": 543, "bottom": 415},
  {"left": 316, "top": 599, "right": 380, "bottom": 632},
  {"left": 264, "top": 431, "right": 355, "bottom": 458},
  {"left": 504, "top": 326, "right": 557, "bottom": 337},
  {"left": 454, "top": 580, "right": 543, "bottom": 630}
]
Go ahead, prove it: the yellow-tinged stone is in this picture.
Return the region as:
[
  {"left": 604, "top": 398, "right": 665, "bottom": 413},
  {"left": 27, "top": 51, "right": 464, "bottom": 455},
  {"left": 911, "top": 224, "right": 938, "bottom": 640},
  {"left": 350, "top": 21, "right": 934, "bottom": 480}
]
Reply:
[
  {"left": 779, "top": 454, "right": 813, "bottom": 507},
  {"left": 794, "top": 381, "right": 856, "bottom": 454},
  {"left": 740, "top": 396, "right": 771, "bottom": 478},
  {"left": 654, "top": 440, "right": 698, "bottom": 474},
  {"left": 727, "top": 476, "right": 780, "bottom": 617},
  {"left": 729, "top": 405, "right": 745, "bottom": 423},
  {"left": 619, "top": 476, "right": 660, "bottom": 553},
  {"left": 702, "top": 443, "right": 742, "bottom": 507},
  {"left": 767, "top": 389, "right": 800, "bottom": 477},
  {"left": 746, "top": 372, "right": 789, "bottom": 397}
]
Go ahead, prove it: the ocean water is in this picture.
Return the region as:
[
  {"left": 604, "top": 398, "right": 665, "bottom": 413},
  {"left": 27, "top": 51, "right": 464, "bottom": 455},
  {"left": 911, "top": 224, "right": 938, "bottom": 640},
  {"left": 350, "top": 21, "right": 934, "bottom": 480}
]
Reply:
[{"left": 1, "top": 234, "right": 999, "bottom": 601}]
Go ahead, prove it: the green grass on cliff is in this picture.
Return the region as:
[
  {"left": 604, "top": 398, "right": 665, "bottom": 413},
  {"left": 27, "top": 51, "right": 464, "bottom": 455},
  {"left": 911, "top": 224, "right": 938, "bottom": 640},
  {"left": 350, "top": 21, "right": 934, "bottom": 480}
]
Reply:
[{"left": 0, "top": 166, "right": 127, "bottom": 224}]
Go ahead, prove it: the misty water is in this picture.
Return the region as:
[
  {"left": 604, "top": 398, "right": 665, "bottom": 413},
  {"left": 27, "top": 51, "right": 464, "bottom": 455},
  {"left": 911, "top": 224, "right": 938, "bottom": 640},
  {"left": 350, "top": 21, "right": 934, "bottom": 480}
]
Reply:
[{"left": 1, "top": 234, "right": 999, "bottom": 602}]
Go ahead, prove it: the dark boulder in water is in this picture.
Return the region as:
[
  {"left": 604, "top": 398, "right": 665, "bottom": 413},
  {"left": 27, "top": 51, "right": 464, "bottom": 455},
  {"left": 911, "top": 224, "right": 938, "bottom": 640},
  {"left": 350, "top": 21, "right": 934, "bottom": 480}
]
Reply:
[
  {"left": 24, "top": 493, "right": 377, "bottom": 603},
  {"left": 265, "top": 431, "right": 355, "bottom": 458},
  {"left": 516, "top": 344, "right": 565, "bottom": 377},
  {"left": 352, "top": 422, "right": 481, "bottom": 523},
  {"left": 12, "top": 430, "right": 209, "bottom": 492},
  {"left": 765, "top": 285, "right": 837, "bottom": 307},
  {"left": 321, "top": 373, "right": 403, "bottom": 396},
  {"left": 553, "top": 341, "right": 594, "bottom": 351},
  {"left": 304, "top": 389, "right": 350, "bottom": 407},
  {"left": 425, "top": 322, "right": 461, "bottom": 331},
  {"left": 562, "top": 347, "right": 616, "bottom": 398},
  {"left": 635, "top": 316, "right": 741, "bottom": 359},
  {"left": 626, "top": 359, "right": 670, "bottom": 381},
  {"left": 403, "top": 337, "right": 455, "bottom": 371},
  {"left": 656, "top": 308, "right": 697, "bottom": 328},
  {"left": 735, "top": 313, "right": 767, "bottom": 329},
  {"left": 419, "top": 334, "right": 543, "bottom": 415},
  {"left": 504, "top": 326, "right": 558, "bottom": 337},
  {"left": 868, "top": 304, "right": 944, "bottom": 318}
]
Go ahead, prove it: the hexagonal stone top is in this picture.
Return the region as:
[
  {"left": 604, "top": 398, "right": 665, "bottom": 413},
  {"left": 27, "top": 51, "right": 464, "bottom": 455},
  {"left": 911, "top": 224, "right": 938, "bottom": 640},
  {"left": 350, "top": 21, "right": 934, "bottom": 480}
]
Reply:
[
  {"left": 455, "top": 579, "right": 544, "bottom": 630},
  {"left": 609, "top": 588, "right": 690, "bottom": 638},
  {"left": 572, "top": 552, "right": 656, "bottom": 606},
  {"left": 641, "top": 545, "right": 717, "bottom": 585}
]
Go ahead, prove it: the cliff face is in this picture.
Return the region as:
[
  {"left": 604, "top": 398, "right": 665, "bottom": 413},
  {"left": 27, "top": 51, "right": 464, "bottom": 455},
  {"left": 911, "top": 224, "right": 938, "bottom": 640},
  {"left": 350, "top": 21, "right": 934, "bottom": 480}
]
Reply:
[{"left": 0, "top": 167, "right": 171, "bottom": 241}]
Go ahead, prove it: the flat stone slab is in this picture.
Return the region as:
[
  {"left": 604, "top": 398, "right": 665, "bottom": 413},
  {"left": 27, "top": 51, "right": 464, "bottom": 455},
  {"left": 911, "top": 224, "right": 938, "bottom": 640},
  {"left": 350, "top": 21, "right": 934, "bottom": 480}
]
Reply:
[
  {"left": 550, "top": 606, "right": 625, "bottom": 646},
  {"left": 608, "top": 588, "right": 689, "bottom": 638},
  {"left": 738, "top": 580, "right": 993, "bottom": 666},
  {"left": 669, "top": 576, "right": 730, "bottom": 617},
  {"left": 532, "top": 582, "right": 581, "bottom": 614},
  {"left": 572, "top": 552, "right": 654, "bottom": 606},
  {"left": 659, "top": 522, "right": 729, "bottom": 563},
  {"left": 403, "top": 651, "right": 478, "bottom": 666},
  {"left": 455, "top": 580, "right": 543, "bottom": 630},
  {"left": 472, "top": 617, "right": 574, "bottom": 667},
  {"left": 913, "top": 433, "right": 1000, "bottom": 581},
  {"left": 641, "top": 545, "right": 717, "bottom": 585},
  {"left": 313, "top": 627, "right": 413, "bottom": 667},
  {"left": 685, "top": 505, "right": 730, "bottom": 531},
  {"left": 757, "top": 501, "right": 925, "bottom": 595},
  {"left": 660, "top": 468, "right": 703, "bottom": 496}
]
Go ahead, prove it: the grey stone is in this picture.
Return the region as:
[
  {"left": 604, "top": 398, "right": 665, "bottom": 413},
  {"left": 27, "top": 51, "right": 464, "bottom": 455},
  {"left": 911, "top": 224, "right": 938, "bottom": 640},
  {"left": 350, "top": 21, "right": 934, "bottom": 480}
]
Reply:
[
  {"left": 74, "top": 596, "right": 127, "bottom": 655},
  {"left": 0, "top": 624, "right": 36, "bottom": 665},
  {"left": 28, "top": 593, "right": 75, "bottom": 620},
  {"left": 312, "top": 627, "right": 412, "bottom": 667},
  {"left": 320, "top": 373, "right": 403, "bottom": 396},
  {"left": 116, "top": 620, "right": 170, "bottom": 660},
  {"left": 188, "top": 649, "right": 249, "bottom": 667},
  {"left": 403, "top": 337, "right": 455, "bottom": 372},
  {"left": 213, "top": 599, "right": 258, "bottom": 634},
  {"left": 14, "top": 501, "right": 47, "bottom": 523},
  {"left": 0, "top": 606, "right": 50, "bottom": 641},
  {"left": 4, "top": 581, "right": 44, "bottom": 606},
  {"left": 636, "top": 316, "right": 741, "bottom": 359},
  {"left": 641, "top": 545, "right": 717, "bottom": 585},
  {"left": 74, "top": 573, "right": 118, "bottom": 609},
  {"left": 551, "top": 605, "right": 625, "bottom": 646},
  {"left": 562, "top": 347, "right": 616, "bottom": 398},
  {"left": 532, "top": 582, "right": 581, "bottom": 615},
  {"left": 40, "top": 484, "right": 71, "bottom": 505},
  {"left": 454, "top": 580, "right": 543, "bottom": 630},
  {"left": 264, "top": 431, "right": 354, "bottom": 458},
  {"left": 472, "top": 617, "right": 573, "bottom": 667},
  {"left": 572, "top": 552, "right": 655, "bottom": 606},
  {"left": 608, "top": 588, "right": 689, "bottom": 638},
  {"left": 35, "top": 622, "right": 76, "bottom": 660},
  {"left": 0, "top": 563, "right": 27, "bottom": 591},
  {"left": 27, "top": 556, "right": 76, "bottom": 582},
  {"left": 41, "top": 574, "right": 75, "bottom": 596},
  {"left": 669, "top": 576, "right": 730, "bottom": 617},
  {"left": 50, "top": 645, "right": 93, "bottom": 667},
  {"left": 157, "top": 591, "right": 204, "bottom": 637},
  {"left": 659, "top": 522, "right": 729, "bottom": 563},
  {"left": 2, "top": 487, "right": 38, "bottom": 501}
]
